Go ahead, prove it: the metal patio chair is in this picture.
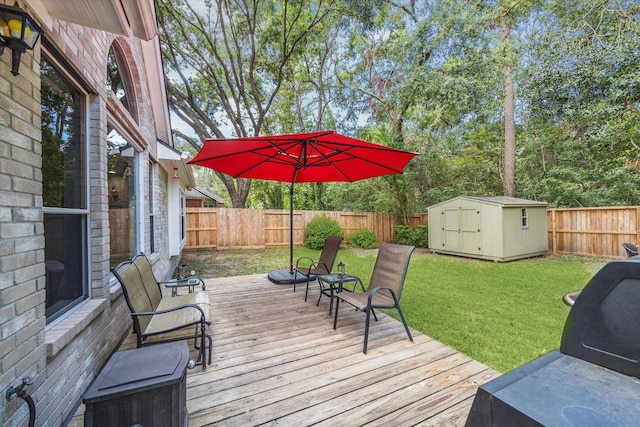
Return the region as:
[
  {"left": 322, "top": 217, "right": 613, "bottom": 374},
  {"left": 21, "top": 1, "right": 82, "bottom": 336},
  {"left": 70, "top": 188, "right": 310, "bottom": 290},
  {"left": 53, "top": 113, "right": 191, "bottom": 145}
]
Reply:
[
  {"left": 333, "top": 243, "right": 415, "bottom": 354},
  {"left": 294, "top": 235, "right": 343, "bottom": 301}
]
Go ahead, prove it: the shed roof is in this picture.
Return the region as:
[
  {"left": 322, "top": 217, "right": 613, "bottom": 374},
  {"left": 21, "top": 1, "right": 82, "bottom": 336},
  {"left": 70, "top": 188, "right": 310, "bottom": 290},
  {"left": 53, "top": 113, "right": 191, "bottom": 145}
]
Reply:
[{"left": 429, "top": 196, "right": 548, "bottom": 209}]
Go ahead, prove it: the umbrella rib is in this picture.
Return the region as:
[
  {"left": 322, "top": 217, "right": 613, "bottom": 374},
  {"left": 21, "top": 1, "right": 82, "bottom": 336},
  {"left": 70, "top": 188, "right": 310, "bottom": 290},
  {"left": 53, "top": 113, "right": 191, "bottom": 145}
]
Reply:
[
  {"left": 193, "top": 140, "right": 306, "bottom": 179},
  {"left": 309, "top": 141, "right": 411, "bottom": 180}
]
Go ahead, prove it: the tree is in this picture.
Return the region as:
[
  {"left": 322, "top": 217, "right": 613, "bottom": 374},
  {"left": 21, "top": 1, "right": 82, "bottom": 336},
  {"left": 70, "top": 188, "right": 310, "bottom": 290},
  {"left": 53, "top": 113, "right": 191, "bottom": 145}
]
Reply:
[
  {"left": 159, "top": 0, "right": 640, "bottom": 211},
  {"left": 339, "top": 1, "right": 510, "bottom": 209},
  {"left": 157, "top": 0, "right": 337, "bottom": 207},
  {"left": 517, "top": 0, "right": 640, "bottom": 206}
]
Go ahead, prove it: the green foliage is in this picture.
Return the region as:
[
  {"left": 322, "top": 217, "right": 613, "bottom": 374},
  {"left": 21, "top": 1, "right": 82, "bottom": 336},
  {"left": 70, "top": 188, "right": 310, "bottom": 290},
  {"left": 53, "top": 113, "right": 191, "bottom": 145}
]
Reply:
[
  {"left": 304, "top": 215, "right": 344, "bottom": 249},
  {"left": 394, "top": 225, "right": 429, "bottom": 248},
  {"left": 157, "top": 0, "right": 342, "bottom": 208},
  {"left": 247, "top": 181, "right": 285, "bottom": 209},
  {"left": 162, "top": 0, "right": 640, "bottom": 210},
  {"left": 515, "top": 0, "right": 640, "bottom": 207},
  {"left": 348, "top": 229, "right": 378, "bottom": 249}
]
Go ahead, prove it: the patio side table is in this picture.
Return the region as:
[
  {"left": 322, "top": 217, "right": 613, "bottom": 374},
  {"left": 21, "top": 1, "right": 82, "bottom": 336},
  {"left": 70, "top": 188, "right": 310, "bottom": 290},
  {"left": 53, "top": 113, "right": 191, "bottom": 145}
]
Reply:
[
  {"left": 164, "top": 277, "right": 205, "bottom": 297},
  {"left": 316, "top": 273, "right": 365, "bottom": 315}
]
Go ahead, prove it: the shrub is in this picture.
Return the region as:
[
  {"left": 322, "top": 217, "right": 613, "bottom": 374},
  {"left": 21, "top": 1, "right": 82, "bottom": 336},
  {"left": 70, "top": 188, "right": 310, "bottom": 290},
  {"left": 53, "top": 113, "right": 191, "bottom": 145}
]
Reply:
[
  {"left": 349, "top": 228, "right": 378, "bottom": 249},
  {"left": 304, "top": 215, "right": 344, "bottom": 249},
  {"left": 394, "top": 225, "right": 429, "bottom": 248}
]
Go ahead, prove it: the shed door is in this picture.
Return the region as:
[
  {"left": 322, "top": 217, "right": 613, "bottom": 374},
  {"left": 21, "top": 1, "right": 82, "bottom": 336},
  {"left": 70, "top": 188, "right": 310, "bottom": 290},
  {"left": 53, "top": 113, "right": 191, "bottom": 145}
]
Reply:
[
  {"left": 441, "top": 206, "right": 481, "bottom": 255},
  {"left": 460, "top": 207, "right": 481, "bottom": 254},
  {"left": 443, "top": 208, "right": 460, "bottom": 251}
]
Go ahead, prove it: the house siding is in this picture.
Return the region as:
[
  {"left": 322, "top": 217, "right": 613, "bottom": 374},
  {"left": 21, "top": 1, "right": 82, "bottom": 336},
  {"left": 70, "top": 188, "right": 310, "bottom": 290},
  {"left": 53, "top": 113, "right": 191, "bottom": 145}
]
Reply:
[{"left": 1, "top": 1, "right": 181, "bottom": 425}]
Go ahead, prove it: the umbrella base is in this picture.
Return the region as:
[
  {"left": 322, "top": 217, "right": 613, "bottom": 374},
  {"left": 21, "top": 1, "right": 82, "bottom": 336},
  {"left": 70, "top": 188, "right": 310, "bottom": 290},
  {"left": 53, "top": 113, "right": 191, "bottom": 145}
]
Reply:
[{"left": 268, "top": 269, "right": 314, "bottom": 284}]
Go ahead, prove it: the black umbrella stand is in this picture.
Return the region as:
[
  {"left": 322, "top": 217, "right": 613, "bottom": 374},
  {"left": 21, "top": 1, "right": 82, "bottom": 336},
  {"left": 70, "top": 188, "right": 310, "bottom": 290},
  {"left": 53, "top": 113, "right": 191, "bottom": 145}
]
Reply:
[{"left": 268, "top": 184, "right": 311, "bottom": 284}]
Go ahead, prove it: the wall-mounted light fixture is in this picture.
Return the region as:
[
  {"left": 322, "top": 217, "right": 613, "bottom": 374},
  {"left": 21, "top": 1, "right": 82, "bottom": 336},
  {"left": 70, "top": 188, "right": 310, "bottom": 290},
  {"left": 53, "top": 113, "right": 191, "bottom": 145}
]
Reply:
[
  {"left": 0, "top": 3, "right": 42, "bottom": 76},
  {"left": 173, "top": 167, "right": 179, "bottom": 179}
]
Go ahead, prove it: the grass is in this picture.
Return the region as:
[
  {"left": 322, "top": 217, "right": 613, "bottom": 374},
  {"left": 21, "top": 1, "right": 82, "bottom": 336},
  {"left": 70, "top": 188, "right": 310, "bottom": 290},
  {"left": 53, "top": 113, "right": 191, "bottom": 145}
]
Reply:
[{"left": 177, "top": 247, "right": 607, "bottom": 373}]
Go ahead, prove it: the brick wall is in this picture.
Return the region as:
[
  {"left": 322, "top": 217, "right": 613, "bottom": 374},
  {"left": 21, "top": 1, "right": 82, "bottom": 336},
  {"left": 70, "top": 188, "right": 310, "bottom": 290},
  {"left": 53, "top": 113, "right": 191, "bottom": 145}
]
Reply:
[
  {"left": 0, "top": 2, "right": 174, "bottom": 425},
  {"left": 0, "top": 3, "right": 48, "bottom": 422}
]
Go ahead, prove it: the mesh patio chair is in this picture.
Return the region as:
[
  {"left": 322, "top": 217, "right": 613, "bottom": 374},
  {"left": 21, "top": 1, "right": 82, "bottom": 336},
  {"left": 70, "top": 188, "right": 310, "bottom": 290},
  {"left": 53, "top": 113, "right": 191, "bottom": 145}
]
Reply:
[
  {"left": 333, "top": 243, "right": 415, "bottom": 354},
  {"left": 294, "top": 235, "right": 343, "bottom": 301},
  {"left": 622, "top": 242, "right": 638, "bottom": 257}
]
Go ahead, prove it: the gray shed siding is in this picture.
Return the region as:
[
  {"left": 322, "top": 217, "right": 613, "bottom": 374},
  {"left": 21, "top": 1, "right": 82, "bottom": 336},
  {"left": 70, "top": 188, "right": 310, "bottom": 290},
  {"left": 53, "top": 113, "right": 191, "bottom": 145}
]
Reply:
[{"left": 428, "top": 196, "right": 548, "bottom": 261}]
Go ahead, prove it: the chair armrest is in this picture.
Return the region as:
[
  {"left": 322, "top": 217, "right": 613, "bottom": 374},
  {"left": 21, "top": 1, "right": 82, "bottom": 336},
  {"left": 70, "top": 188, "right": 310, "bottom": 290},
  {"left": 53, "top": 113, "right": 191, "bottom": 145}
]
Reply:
[
  {"left": 295, "top": 256, "right": 316, "bottom": 269},
  {"left": 159, "top": 277, "right": 204, "bottom": 285},
  {"left": 367, "top": 287, "right": 399, "bottom": 307},
  {"left": 304, "top": 260, "right": 330, "bottom": 275},
  {"left": 131, "top": 303, "right": 207, "bottom": 321},
  {"left": 312, "top": 262, "right": 330, "bottom": 273}
]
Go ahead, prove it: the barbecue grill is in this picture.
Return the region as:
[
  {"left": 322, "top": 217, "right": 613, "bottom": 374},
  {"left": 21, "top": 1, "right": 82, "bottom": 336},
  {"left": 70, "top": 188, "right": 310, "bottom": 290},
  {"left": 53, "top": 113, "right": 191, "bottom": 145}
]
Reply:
[{"left": 465, "top": 256, "right": 640, "bottom": 426}]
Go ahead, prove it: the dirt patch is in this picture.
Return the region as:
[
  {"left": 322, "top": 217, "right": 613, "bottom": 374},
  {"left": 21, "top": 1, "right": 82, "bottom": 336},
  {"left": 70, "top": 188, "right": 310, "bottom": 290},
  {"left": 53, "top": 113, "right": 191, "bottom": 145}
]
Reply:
[
  {"left": 174, "top": 248, "right": 293, "bottom": 279},
  {"left": 176, "top": 246, "right": 432, "bottom": 279}
]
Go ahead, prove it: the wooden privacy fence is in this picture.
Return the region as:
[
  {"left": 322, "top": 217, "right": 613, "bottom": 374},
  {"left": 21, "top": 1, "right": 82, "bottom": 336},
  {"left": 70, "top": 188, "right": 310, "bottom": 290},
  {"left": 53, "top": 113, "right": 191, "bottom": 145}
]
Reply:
[
  {"left": 548, "top": 206, "right": 640, "bottom": 258},
  {"left": 186, "top": 206, "right": 640, "bottom": 258},
  {"left": 185, "top": 207, "right": 427, "bottom": 251}
]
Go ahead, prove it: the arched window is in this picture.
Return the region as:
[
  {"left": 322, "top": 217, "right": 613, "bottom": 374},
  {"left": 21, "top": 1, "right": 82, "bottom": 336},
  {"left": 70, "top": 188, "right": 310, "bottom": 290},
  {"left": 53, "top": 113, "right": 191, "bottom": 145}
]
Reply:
[
  {"left": 107, "top": 47, "right": 129, "bottom": 112},
  {"left": 106, "top": 42, "right": 138, "bottom": 122}
]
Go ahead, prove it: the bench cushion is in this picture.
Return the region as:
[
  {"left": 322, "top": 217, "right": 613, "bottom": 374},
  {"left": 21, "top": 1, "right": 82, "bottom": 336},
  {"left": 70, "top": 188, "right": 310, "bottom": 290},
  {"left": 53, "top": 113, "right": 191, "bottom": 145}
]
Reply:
[
  {"left": 145, "top": 292, "right": 211, "bottom": 335},
  {"left": 116, "top": 261, "right": 154, "bottom": 334},
  {"left": 132, "top": 255, "right": 163, "bottom": 308}
]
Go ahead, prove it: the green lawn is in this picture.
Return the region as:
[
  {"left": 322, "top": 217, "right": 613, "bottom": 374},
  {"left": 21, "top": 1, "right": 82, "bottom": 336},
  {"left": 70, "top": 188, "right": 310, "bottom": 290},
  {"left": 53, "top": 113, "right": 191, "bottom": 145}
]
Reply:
[{"left": 179, "top": 247, "right": 607, "bottom": 373}]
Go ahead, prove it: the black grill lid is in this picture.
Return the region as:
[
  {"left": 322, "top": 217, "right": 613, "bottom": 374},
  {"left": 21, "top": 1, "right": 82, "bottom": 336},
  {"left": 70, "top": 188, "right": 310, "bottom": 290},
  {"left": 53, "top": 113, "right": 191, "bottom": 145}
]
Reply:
[{"left": 560, "top": 257, "right": 640, "bottom": 378}]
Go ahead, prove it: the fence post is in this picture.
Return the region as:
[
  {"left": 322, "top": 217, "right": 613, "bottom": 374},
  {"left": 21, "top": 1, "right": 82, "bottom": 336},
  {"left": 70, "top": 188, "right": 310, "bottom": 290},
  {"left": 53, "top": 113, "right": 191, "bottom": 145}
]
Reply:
[
  {"left": 637, "top": 207, "right": 640, "bottom": 245},
  {"left": 551, "top": 209, "right": 557, "bottom": 254}
]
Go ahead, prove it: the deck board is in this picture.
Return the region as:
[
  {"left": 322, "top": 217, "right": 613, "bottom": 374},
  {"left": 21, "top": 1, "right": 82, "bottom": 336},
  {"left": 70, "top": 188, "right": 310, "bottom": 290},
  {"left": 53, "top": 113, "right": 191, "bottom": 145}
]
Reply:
[{"left": 68, "top": 273, "right": 499, "bottom": 426}]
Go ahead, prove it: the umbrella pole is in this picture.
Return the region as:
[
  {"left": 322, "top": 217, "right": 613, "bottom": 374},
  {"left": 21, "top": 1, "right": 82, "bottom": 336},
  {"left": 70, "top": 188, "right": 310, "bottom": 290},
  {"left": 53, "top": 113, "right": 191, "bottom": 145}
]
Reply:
[
  {"left": 267, "top": 183, "right": 306, "bottom": 284},
  {"left": 289, "top": 183, "right": 294, "bottom": 273}
]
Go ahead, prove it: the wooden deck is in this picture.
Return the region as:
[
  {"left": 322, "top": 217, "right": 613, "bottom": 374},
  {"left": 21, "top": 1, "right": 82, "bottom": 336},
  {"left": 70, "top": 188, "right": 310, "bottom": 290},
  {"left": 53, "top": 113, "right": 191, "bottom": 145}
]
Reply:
[{"left": 70, "top": 274, "right": 499, "bottom": 426}]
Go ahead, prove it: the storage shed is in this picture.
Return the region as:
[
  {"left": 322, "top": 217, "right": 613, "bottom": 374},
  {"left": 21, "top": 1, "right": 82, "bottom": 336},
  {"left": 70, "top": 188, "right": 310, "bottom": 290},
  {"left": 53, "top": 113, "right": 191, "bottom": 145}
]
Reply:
[{"left": 428, "top": 196, "right": 548, "bottom": 262}]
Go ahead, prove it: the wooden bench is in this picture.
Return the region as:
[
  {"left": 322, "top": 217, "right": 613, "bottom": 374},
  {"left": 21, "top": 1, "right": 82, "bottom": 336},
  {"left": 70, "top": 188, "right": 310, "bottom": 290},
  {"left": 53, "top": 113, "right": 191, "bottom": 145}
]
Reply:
[{"left": 112, "top": 254, "right": 212, "bottom": 370}]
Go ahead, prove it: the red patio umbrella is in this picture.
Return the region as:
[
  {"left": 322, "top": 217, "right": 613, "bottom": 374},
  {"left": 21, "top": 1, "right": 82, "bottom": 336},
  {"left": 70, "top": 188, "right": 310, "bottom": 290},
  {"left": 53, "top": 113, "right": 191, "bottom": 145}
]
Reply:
[{"left": 188, "top": 130, "right": 418, "bottom": 283}]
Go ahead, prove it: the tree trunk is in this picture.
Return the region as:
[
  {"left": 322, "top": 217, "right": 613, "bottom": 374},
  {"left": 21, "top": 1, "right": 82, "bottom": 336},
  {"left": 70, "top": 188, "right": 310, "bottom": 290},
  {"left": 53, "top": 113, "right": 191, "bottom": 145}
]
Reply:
[
  {"left": 502, "top": 19, "right": 516, "bottom": 197},
  {"left": 220, "top": 175, "right": 251, "bottom": 208}
]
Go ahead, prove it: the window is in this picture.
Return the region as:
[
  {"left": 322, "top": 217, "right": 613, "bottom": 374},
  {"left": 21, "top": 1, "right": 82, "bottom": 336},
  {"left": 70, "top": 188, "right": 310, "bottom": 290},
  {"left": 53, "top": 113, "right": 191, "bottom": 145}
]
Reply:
[
  {"left": 41, "top": 56, "right": 88, "bottom": 322},
  {"left": 108, "top": 126, "right": 138, "bottom": 267},
  {"left": 521, "top": 208, "right": 529, "bottom": 228},
  {"left": 107, "top": 47, "right": 131, "bottom": 115}
]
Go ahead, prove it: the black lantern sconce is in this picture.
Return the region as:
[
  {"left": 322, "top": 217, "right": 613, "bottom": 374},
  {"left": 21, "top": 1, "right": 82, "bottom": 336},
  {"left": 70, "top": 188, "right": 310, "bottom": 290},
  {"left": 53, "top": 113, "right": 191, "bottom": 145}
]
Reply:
[{"left": 0, "top": 3, "right": 42, "bottom": 76}]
